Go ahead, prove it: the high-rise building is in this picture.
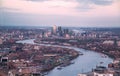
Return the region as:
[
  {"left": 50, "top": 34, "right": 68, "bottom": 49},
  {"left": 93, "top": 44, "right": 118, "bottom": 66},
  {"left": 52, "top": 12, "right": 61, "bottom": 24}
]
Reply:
[
  {"left": 58, "top": 26, "right": 62, "bottom": 32},
  {"left": 64, "top": 29, "right": 69, "bottom": 34},
  {"left": 52, "top": 25, "right": 57, "bottom": 35},
  {"left": 58, "top": 26, "right": 63, "bottom": 36}
]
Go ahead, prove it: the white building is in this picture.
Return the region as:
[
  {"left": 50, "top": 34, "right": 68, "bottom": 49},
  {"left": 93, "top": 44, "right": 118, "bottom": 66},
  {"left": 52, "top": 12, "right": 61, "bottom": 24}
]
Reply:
[
  {"left": 92, "top": 72, "right": 113, "bottom": 76},
  {"left": 103, "top": 40, "right": 114, "bottom": 45},
  {"left": 78, "top": 66, "right": 114, "bottom": 76},
  {"left": 78, "top": 74, "right": 87, "bottom": 76},
  {"left": 34, "top": 45, "right": 39, "bottom": 50},
  {"left": 78, "top": 72, "right": 113, "bottom": 76},
  {"left": 53, "top": 25, "right": 57, "bottom": 34}
]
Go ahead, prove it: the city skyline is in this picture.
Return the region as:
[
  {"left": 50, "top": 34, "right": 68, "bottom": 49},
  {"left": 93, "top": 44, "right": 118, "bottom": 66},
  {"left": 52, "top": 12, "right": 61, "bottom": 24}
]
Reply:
[
  {"left": 0, "top": 25, "right": 120, "bottom": 76},
  {"left": 0, "top": 0, "right": 120, "bottom": 27}
]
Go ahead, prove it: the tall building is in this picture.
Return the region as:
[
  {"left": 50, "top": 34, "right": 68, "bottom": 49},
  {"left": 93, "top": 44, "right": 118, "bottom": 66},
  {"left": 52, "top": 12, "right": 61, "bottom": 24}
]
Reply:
[
  {"left": 64, "top": 29, "right": 69, "bottom": 34},
  {"left": 52, "top": 25, "right": 57, "bottom": 35},
  {"left": 58, "top": 26, "right": 63, "bottom": 36},
  {"left": 58, "top": 26, "right": 62, "bottom": 32}
]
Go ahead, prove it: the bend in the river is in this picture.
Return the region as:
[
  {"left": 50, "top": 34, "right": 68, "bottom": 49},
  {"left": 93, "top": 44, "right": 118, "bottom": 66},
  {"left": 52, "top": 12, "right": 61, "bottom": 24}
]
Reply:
[{"left": 16, "top": 39, "right": 113, "bottom": 76}]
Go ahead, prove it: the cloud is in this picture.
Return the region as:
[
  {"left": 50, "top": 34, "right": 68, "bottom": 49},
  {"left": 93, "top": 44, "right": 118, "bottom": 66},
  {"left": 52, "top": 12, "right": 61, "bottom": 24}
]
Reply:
[
  {"left": 1, "top": 0, "right": 119, "bottom": 15},
  {"left": 1, "top": 0, "right": 115, "bottom": 14},
  {"left": 1, "top": 11, "right": 120, "bottom": 27},
  {"left": 91, "top": 0, "right": 113, "bottom": 5},
  {"left": 76, "top": 0, "right": 113, "bottom": 5},
  {"left": 75, "top": 0, "right": 114, "bottom": 11},
  {"left": 0, "top": 0, "right": 79, "bottom": 15},
  {"left": 0, "top": 7, "right": 19, "bottom": 12},
  {"left": 25, "top": 0, "right": 49, "bottom": 2},
  {"left": 25, "top": 0, "right": 114, "bottom": 6},
  {"left": 0, "top": 0, "right": 120, "bottom": 27}
]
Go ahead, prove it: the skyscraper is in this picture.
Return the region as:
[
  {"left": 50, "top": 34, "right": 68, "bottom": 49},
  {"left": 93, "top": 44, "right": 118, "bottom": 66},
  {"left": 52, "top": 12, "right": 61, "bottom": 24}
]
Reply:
[
  {"left": 58, "top": 26, "right": 62, "bottom": 32},
  {"left": 58, "top": 26, "right": 63, "bottom": 36},
  {"left": 52, "top": 25, "right": 57, "bottom": 35}
]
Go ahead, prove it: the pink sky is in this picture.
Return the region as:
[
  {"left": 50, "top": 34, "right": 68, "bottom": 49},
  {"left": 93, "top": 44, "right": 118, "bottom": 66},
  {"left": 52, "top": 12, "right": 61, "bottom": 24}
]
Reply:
[{"left": 0, "top": 0, "right": 120, "bottom": 27}]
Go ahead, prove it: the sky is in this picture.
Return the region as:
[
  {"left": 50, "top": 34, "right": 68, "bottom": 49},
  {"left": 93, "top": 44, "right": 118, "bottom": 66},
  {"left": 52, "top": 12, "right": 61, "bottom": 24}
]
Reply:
[{"left": 0, "top": 0, "right": 120, "bottom": 27}]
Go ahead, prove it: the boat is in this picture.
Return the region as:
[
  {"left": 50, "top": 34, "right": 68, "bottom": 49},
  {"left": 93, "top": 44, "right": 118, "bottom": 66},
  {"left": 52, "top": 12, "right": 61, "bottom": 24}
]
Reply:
[
  {"left": 71, "top": 61, "right": 75, "bottom": 64},
  {"left": 79, "top": 52, "right": 83, "bottom": 55},
  {"left": 57, "top": 67, "right": 62, "bottom": 70}
]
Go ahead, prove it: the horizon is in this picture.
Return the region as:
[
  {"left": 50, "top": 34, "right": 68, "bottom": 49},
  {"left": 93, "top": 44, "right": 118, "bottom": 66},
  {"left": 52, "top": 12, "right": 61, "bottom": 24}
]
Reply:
[{"left": 0, "top": 25, "right": 120, "bottom": 28}]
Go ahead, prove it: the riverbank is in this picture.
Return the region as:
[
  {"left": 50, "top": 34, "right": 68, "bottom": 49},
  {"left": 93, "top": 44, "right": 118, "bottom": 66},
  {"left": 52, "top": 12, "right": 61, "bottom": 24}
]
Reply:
[
  {"left": 34, "top": 38, "right": 115, "bottom": 59},
  {"left": 15, "top": 39, "right": 113, "bottom": 76},
  {"left": 34, "top": 38, "right": 120, "bottom": 59},
  {"left": 5, "top": 40, "right": 81, "bottom": 76}
]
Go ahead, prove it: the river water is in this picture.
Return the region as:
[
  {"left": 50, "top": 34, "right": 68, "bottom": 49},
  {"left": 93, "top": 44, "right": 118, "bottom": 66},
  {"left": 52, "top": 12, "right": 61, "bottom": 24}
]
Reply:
[{"left": 16, "top": 39, "right": 113, "bottom": 76}]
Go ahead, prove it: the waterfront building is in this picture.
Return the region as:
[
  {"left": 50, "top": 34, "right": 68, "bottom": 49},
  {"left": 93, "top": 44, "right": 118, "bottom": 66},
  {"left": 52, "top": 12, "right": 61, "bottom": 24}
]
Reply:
[
  {"left": 78, "top": 71, "right": 113, "bottom": 76},
  {"left": 78, "top": 66, "right": 114, "bottom": 76},
  {"left": 92, "top": 72, "right": 113, "bottom": 76},
  {"left": 78, "top": 73, "right": 87, "bottom": 76},
  {"left": 108, "top": 58, "right": 120, "bottom": 70}
]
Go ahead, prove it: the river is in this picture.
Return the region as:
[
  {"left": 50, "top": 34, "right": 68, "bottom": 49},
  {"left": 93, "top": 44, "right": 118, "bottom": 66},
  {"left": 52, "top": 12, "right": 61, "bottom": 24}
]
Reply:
[{"left": 16, "top": 39, "right": 113, "bottom": 76}]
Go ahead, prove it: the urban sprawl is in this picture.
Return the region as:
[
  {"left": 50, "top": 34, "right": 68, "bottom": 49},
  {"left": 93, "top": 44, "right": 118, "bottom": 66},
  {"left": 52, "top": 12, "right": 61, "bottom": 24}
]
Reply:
[{"left": 0, "top": 25, "right": 120, "bottom": 76}]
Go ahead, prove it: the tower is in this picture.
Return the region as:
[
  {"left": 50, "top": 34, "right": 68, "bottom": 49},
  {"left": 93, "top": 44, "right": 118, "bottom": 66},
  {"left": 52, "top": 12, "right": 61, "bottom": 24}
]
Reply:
[
  {"left": 52, "top": 25, "right": 57, "bottom": 35},
  {"left": 58, "top": 26, "right": 63, "bottom": 36}
]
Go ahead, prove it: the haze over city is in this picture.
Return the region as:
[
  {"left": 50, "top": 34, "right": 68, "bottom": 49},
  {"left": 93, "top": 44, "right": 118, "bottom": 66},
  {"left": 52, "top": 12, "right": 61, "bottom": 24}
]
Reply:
[
  {"left": 1, "top": 1, "right": 120, "bottom": 76},
  {"left": 0, "top": 0, "right": 120, "bottom": 27}
]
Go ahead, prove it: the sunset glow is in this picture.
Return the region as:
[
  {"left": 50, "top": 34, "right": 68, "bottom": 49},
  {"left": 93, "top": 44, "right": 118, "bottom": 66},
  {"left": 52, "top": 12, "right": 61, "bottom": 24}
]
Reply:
[{"left": 0, "top": 0, "right": 120, "bottom": 27}]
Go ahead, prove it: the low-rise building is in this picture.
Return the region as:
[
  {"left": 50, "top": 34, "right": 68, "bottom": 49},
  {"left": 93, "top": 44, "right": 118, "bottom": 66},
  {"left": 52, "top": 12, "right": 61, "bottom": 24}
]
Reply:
[
  {"left": 0, "top": 38, "right": 3, "bottom": 44},
  {"left": 78, "top": 66, "right": 114, "bottom": 76},
  {"left": 117, "top": 41, "right": 120, "bottom": 47},
  {"left": 103, "top": 40, "right": 114, "bottom": 45}
]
